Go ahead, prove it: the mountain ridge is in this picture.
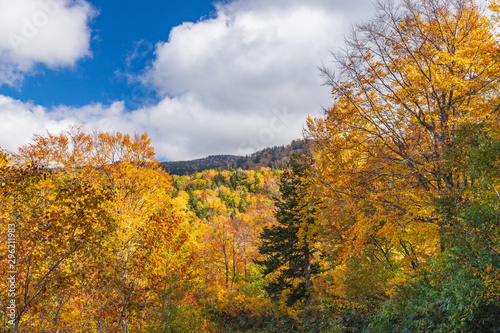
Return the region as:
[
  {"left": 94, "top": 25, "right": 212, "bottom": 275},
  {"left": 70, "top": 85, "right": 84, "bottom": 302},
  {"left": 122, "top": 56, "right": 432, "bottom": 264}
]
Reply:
[{"left": 161, "top": 139, "right": 309, "bottom": 175}]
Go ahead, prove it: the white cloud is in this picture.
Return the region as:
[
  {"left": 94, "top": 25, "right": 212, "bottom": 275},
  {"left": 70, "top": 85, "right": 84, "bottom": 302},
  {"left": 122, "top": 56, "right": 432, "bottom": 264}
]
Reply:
[
  {"left": 0, "top": 95, "right": 73, "bottom": 151},
  {"left": 136, "top": 0, "right": 375, "bottom": 159},
  {"left": 144, "top": 1, "right": 345, "bottom": 113},
  {"left": 0, "top": 0, "right": 376, "bottom": 161},
  {"left": 0, "top": 0, "right": 96, "bottom": 86},
  {"left": 0, "top": 93, "right": 301, "bottom": 161}
]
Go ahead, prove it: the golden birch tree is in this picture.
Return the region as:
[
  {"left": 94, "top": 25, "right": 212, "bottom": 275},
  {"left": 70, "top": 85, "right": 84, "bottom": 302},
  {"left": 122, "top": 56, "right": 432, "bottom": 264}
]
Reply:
[{"left": 306, "top": 0, "right": 500, "bottom": 291}]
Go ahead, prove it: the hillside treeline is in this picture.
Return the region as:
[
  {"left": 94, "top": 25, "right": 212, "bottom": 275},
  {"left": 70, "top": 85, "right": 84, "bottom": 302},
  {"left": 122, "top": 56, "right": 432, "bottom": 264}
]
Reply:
[{"left": 161, "top": 139, "right": 309, "bottom": 176}]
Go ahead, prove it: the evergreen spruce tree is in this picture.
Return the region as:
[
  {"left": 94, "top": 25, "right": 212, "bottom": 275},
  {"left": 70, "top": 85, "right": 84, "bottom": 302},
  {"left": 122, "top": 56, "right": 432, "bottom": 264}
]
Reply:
[{"left": 257, "top": 155, "right": 317, "bottom": 309}]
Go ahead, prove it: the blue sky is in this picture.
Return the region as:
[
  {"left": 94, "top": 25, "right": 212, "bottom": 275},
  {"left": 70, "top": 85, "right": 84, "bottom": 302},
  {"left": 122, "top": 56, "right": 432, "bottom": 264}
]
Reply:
[
  {"left": 0, "top": 0, "right": 374, "bottom": 161},
  {"left": 0, "top": 0, "right": 216, "bottom": 108}
]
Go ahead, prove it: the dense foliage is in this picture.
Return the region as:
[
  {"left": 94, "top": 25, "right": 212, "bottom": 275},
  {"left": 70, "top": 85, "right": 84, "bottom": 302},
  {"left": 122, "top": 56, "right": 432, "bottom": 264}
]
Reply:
[{"left": 2, "top": 0, "right": 500, "bottom": 332}]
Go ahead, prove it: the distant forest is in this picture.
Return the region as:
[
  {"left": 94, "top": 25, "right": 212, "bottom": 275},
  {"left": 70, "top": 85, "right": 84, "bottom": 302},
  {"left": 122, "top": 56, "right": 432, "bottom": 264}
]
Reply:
[{"left": 161, "top": 139, "right": 310, "bottom": 175}]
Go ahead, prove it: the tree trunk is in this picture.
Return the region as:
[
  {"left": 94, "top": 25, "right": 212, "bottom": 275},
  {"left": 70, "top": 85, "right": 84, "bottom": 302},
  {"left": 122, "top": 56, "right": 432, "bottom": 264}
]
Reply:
[{"left": 304, "top": 237, "right": 312, "bottom": 314}]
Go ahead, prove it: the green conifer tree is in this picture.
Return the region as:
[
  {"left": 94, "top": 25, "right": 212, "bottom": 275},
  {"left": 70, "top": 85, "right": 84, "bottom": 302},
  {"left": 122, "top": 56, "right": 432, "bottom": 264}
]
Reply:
[{"left": 257, "top": 156, "right": 317, "bottom": 308}]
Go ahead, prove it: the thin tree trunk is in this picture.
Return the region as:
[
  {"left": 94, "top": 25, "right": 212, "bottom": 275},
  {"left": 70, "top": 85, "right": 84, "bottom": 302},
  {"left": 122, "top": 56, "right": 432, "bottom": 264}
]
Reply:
[
  {"left": 231, "top": 244, "right": 237, "bottom": 290},
  {"left": 304, "top": 237, "right": 312, "bottom": 315}
]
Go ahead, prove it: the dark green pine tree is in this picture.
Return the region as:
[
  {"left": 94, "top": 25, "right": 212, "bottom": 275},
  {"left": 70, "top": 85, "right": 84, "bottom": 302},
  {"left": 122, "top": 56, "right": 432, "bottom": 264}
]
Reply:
[{"left": 257, "top": 156, "right": 318, "bottom": 309}]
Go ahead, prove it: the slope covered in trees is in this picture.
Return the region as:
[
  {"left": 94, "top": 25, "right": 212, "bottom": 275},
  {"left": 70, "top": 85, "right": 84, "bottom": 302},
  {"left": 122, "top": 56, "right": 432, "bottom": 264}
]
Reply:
[
  {"left": 161, "top": 139, "right": 309, "bottom": 175},
  {"left": 2, "top": 0, "right": 500, "bottom": 332}
]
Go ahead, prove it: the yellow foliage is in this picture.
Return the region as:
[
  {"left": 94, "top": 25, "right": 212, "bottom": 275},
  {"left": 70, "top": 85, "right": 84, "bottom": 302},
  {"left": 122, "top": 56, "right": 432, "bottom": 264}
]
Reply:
[
  {"left": 0, "top": 128, "right": 199, "bottom": 332},
  {"left": 306, "top": 0, "right": 500, "bottom": 306}
]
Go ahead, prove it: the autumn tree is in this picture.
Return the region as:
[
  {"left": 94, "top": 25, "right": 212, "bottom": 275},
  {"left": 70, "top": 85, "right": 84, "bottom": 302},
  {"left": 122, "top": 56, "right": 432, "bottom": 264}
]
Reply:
[
  {"left": 0, "top": 142, "right": 115, "bottom": 332},
  {"left": 0, "top": 127, "right": 199, "bottom": 332},
  {"left": 306, "top": 0, "right": 500, "bottom": 277},
  {"left": 367, "top": 125, "right": 500, "bottom": 331},
  {"left": 301, "top": 0, "right": 500, "bottom": 328}
]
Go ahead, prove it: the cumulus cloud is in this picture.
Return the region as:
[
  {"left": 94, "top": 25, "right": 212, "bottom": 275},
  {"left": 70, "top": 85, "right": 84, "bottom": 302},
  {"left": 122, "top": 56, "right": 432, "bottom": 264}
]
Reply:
[
  {"left": 0, "top": 0, "right": 376, "bottom": 161},
  {"left": 0, "top": 95, "right": 73, "bottom": 151},
  {"left": 143, "top": 1, "right": 345, "bottom": 113},
  {"left": 0, "top": 0, "right": 96, "bottom": 85},
  {"left": 0, "top": 93, "right": 301, "bottom": 161},
  {"left": 136, "top": 0, "right": 375, "bottom": 159}
]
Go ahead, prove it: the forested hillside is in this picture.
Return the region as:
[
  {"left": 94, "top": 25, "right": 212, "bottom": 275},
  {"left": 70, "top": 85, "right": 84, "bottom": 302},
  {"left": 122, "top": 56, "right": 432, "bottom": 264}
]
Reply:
[
  {"left": 2, "top": 0, "right": 500, "bottom": 332},
  {"left": 161, "top": 139, "right": 309, "bottom": 175},
  {"left": 161, "top": 155, "right": 242, "bottom": 176}
]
